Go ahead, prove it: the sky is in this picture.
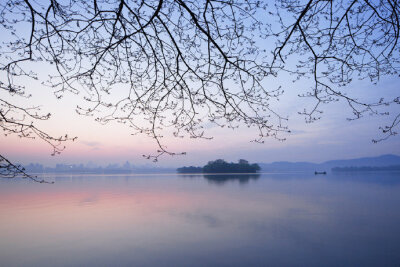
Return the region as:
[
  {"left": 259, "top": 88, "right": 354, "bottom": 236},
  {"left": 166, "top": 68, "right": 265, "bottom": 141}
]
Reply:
[
  {"left": 1, "top": 72, "right": 399, "bottom": 168},
  {"left": 1, "top": 1, "right": 399, "bottom": 168}
]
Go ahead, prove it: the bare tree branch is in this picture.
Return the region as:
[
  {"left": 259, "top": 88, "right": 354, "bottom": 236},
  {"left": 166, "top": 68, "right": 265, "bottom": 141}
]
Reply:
[{"left": 0, "top": 0, "right": 399, "bottom": 178}]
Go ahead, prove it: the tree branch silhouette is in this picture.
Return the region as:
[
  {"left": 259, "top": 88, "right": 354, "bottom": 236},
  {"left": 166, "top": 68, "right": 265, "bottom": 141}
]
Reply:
[
  {"left": 1, "top": 0, "right": 399, "bottom": 179},
  {"left": 272, "top": 0, "right": 400, "bottom": 129}
]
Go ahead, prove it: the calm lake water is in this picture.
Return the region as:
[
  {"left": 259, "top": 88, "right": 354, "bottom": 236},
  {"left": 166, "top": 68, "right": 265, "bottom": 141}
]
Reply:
[{"left": 1, "top": 172, "right": 400, "bottom": 266}]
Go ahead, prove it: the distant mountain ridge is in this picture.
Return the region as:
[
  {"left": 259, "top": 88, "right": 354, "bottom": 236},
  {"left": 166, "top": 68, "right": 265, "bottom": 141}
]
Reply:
[
  {"left": 258, "top": 154, "right": 400, "bottom": 172},
  {"left": 325, "top": 154, "right": 400, "bottom": 167}
]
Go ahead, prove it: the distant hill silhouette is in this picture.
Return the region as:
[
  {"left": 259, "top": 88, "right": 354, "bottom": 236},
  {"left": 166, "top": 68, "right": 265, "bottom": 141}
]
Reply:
[
  {"left": 332, "top": 165, "right": 400, "bottom": 172},
  {"left": 325, "top": 154, "right": 400, "bottom": 167},
  {"left": 258, "top": 154, "right": 400, "bottom": 172}
]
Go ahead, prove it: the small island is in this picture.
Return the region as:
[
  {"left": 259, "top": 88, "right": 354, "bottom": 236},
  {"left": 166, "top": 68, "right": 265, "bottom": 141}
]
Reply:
[{"left": 177, "top": 159, "right": 261, "bottom": 174}]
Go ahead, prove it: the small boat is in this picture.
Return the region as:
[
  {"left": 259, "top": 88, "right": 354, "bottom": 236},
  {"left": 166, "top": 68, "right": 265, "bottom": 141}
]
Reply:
[{"left": 314, "top": 171, "right": 327, "bottom": 175}]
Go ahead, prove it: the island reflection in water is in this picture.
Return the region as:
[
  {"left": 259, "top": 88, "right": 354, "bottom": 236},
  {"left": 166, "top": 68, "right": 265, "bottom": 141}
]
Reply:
[
  {"left": 181, "top": 173, "right": 260, "bottom": 185},
  {"left": 0, "top": 172, "right": 400, "bottom": 266}
]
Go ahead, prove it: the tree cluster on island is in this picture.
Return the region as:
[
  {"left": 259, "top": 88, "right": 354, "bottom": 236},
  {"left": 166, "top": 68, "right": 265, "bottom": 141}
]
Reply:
[{"left": 177, "top": 159, "right": 261, "bottom": 174}]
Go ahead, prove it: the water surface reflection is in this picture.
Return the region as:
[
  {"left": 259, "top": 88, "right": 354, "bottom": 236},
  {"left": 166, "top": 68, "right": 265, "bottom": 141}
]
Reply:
[
  {"left": 0, "top": 172, "right": 399, "bottom": 266},
  {"left": 181, "top": 173, "right": 260, "bottom": 185}
]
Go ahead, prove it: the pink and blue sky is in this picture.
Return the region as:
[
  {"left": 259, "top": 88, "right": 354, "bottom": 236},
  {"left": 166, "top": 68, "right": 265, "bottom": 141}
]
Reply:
[
  {"left": 1, "top": 73, "right": 399, "bottom": 167},
  {"left": 1, "top": 1, "right": 399, "bottom": 168}
]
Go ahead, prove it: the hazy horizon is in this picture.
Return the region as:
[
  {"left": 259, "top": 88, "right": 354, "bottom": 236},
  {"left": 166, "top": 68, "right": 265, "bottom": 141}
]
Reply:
[{"left": 16, "top": 153, "right": 400, "bottom": 170}]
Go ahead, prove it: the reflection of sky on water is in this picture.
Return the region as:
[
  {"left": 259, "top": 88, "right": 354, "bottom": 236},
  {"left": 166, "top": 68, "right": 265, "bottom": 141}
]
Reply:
[{"left": 0, "top": 173, "right": 400, "bottom": 266}]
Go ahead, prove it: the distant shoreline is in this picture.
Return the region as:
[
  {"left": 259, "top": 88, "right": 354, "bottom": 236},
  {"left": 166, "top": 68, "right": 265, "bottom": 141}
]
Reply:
[{"left": 332, "top": 165, "right": 400, "bottom": 172}]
